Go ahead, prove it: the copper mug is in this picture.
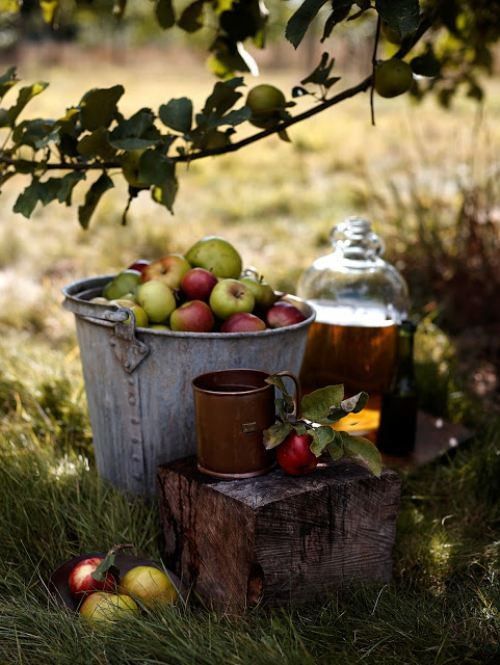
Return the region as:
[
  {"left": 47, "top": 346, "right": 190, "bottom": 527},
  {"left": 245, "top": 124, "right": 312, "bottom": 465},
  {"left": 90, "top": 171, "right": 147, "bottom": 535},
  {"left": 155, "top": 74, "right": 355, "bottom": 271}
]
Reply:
[{"left": 192, "top": 369, "right": 300, "bottom": 479}]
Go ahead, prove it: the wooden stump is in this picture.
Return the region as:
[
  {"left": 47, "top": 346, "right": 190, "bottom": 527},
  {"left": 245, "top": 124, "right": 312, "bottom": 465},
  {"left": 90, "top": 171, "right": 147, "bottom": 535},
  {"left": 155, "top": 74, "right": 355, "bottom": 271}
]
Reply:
[{"left": 158, "top": 458, "right": 401, "bottom": 613}]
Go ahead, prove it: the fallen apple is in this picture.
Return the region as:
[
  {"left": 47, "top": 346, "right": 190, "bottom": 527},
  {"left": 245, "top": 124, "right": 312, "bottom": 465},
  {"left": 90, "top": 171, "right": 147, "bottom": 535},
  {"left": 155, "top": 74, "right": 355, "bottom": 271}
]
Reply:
[
  {"left": 180, "top": 268, "right": 218, "bottom": 302},
  {"left": 79, "top": 591, "right": 139, "bottom": 622},
  {"left": 209, "top": 279, "right": 255, "bottom": 320},
  {"left": 276, "top": 432, "right": 317, "bottom": 476},
  {"left": 221, "top": 312, "right": 266, "bottom": 333},
  {"left": 170, "top": 300, "right": 214, "bottom": 332},
  {"left": 68, "top": 557, "right": 117, "bottom": 598},
  {"left": 136, "top": 280, "right": 176, "bottom": 323},
  {"left": 266, "top": 301, "right": 306, "bottom": 328},
  {"left": 186, "top": 236, "right": 242, "bottom": 279},
  {"left": 141, "top": 254, "right": 191, "bottom": 290},
  {"left": 120, "top": 565, "right": 177, "bottom": 608}
]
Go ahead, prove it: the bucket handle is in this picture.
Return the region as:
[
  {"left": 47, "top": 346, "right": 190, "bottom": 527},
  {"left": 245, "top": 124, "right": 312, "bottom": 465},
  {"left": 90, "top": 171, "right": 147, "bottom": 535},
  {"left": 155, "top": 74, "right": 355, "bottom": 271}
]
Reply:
[{"left": 63, "top": 297, "right": 150, "bottom": 374}]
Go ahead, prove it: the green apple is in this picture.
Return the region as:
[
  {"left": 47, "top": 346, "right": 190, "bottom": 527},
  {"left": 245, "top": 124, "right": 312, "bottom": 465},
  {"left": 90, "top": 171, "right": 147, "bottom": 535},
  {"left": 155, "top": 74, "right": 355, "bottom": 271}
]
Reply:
[
  {"left": 110, "top": 302, "right": 148, "bottom": 327},
  {"left": 240, "top": 276, "right": 277, "bottom": 309},
  {"left": 209, "top": 279, "right": 255, "bottom": 319},
  {"left": 185, "top": 237, "right": 242, "bottom": 279},
  {"left": 79, "top": 591, "right": 139, "bottom": 623},
  {"left": 120, "top": 565, "right": 178, "bottom": 608},
  {"left": 103, "top": 270, "right": 141, "bottom": 300},
  {"left": 149, "top": 324, "right": 170, "bottom": 330},
  {"left": 136, "top": 280, "right": 176, "bottom": 323}
]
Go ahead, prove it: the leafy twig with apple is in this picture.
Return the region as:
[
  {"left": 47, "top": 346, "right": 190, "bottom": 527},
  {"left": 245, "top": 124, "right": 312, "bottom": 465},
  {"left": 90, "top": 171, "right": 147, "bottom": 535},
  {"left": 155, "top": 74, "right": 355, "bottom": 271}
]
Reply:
[{"left": 263, "top": 377, "right": 382, "bottom": 477}]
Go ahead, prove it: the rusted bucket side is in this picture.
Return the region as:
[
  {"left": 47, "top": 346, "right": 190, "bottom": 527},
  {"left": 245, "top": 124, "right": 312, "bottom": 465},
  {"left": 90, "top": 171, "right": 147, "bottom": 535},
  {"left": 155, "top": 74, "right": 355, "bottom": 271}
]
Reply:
[{"left": 63, "top": 276, "right": 315, "bottom": 496}]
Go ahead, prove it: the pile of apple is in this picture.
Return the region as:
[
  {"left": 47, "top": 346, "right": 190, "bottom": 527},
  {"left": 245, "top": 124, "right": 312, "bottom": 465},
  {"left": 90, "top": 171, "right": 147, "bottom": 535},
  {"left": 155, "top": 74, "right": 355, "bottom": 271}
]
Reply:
[
  {"left": 90, "top": 236, "right": 307, "bottom": 333},
  {"left": 68, "top": 551, "right": 177, "bottom": 623}
]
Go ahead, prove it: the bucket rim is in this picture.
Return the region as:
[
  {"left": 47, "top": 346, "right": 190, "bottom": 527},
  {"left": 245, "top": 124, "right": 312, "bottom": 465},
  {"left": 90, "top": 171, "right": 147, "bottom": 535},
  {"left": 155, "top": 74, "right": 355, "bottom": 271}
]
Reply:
[{"left": 62, "top": 274, "right": 315, "bottom": 339}]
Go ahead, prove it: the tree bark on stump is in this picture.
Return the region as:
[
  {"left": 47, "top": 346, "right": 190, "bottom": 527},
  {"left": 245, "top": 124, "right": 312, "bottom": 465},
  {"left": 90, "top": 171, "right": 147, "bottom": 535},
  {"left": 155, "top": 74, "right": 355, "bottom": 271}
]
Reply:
[{"left": 158, "top": 458, "right": 401, "bottom": 613}]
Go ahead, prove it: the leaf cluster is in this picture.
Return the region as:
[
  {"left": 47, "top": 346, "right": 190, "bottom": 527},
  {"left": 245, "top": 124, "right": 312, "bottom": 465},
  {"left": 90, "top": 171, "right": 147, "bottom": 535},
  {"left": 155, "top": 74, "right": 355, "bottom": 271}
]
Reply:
[
  {"left": 0, "top": 70, "right": 253, "bottom": 227},
  {"left": 263, "top": 376, "right": 382, "bottom": 477}
]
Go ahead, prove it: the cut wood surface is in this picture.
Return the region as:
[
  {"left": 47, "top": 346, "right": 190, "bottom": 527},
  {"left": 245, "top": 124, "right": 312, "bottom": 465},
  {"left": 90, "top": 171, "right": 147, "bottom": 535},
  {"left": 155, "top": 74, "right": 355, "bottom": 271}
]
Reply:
[{"left": 158, "top": 458, "right": 401, "bottom": 613}]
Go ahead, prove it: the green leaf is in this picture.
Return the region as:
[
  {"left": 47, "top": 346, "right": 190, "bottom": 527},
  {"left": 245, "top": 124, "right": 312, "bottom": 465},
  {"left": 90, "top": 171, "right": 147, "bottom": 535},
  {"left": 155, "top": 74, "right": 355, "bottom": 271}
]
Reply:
[
  {"left": 56, "top": 171, "right": 86, "bottom": 205},
  {"left": 77, "top": 128, "right": 116, "bottom": 159},
  {"left": 155, "top": 0, "right": 175, "bottom": 28},
  {"left": 263, "top": 421, "right": 292, "bottom": 450},
  {"left": 340, "top": 432, "right": 382, "bottom": 477},
  {"left": 286, "top": 0, "right": 329, "bottom": 49},
  {"left": 159, "top": 98, "right": 193, "bottom": 133},
  {"left": 151, "top": 162, "right": 178, "bottom": 214},
  {"left": 266, "top": 374, "right": 295, "bottom": 416},
  {"left": 0, "top": 67, "right": 18, "bottom": 100},
  {"left": 321, "top": 2, "right": 353, "bottom": 42},
  {"left": 410, "top": 48, "right": 441, "bottom": 78},
  {"left": 79, "top": 85, "right": 124, "bottom": 131},
  {"left": 138, "top": 150, "right": 174, "bottom": 186},
  {"left": 178, "top": 0, "right": 205, "bottom": 33},
  {"left": 327, "top": 391, "right": 369, "bottom": 422},
  {"left": 201, "top": 77, "right": 244, "bottom": 117},
  {"left": 109, "top": 107, "right": 160, "bottom": 151},
  {"left": 13, "top": 178, "right": 43, "bottom": 218},
  {"left": 217, "top": 106, "right": 251, "bottom": 127},
  {"left": 301, "top": 52, "right": 336, "bottom": 87},
  {"left": 12, "top": 119, "right": 59, "bottom": 149},
  {"left": 310, "top": 426, "right": 335, "bottom": 456},
  {"left": 375, "top": 0, "right": 420, "bottom": 39},
  {"left": 7, "top": 82, "right": 49, "bottom": 126},
  {"left": 301, "top": 384, "right": 344, "bottom": 423},
  {"left": 40, "top": 0, "right": 59, "bottom": 25},
  {"left": 328, "top": 434, "right": 344, "bottom": 461},
  {"left": 78, "top": 173, "right": 114, "bottom": 229}
]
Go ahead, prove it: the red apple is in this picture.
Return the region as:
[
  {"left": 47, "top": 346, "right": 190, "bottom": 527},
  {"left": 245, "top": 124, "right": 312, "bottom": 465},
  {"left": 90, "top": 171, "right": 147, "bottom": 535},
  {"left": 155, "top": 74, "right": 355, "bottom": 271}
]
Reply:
[
  {"left": 68, "top": 557, "right": 117, "bottom": 598},
  {"left": 141, "top": 254, "right": 191, "bottom": 290},
  {"left": 127, "top": 259, "right": 150, "bottom": 275},
  {"left": 170, "top": 300, "right": 214, "bottom": 332},
  {"left": 266, "top": 301, "right": 306, "bottom": 328},
  {"left": 221, "top": 312, "right": 266, "bottom": 333},
  {"left": 180, "top": 268, "right": 218, "bottom": 302},
  {"left": 276, "top": 432, "right": 318, "bottom": 476}
]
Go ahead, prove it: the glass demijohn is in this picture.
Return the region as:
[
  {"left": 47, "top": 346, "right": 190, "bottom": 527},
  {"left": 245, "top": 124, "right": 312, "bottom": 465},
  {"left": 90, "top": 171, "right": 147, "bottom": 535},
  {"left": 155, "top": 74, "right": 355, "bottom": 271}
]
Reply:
[{"left": 297, "top": 216, "right": 410, "bottom": 433}]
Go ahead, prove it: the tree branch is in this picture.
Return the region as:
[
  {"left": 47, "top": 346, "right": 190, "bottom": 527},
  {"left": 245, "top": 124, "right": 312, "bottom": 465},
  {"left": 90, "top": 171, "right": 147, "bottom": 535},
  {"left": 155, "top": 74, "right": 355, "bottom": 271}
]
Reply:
[
  {"left": 0, "top": 14, "right": 433, "bottom": 174},
  {"left": 370, "top": 15, "right": 382, "bottom": 127}
]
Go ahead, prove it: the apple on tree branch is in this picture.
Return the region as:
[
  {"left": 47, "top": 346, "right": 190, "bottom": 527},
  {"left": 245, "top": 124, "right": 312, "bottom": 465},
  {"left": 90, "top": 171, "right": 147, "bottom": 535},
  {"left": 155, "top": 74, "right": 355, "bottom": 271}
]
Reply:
[{"left": 264, "top": 376, "right": 382, "bottom": 478}]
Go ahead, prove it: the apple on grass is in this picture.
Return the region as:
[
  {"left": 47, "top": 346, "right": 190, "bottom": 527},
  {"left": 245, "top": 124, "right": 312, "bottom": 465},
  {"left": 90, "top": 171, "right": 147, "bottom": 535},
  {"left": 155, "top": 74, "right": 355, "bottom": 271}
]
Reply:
[
  {"left": 221, "top": 312, "right": 266, "bottom": 333},
  {"left": 136, "top": 280, "right": 176, "bottom": 323},
  {"left": 79, "top": 591, "right": 139, "bottom": 623},
  {"left": 170, "top": 300, "right": 214, "bottom": 332},
  {"left": 120, "top": 565, "right": 178, "bottom": 608},
  {"left": 209, "top": 279, "right": 255, "bottom": 320},
  {"left": 266, "top": 301, "right": 306, "bottom": 328},
  {"left": 180, "top": 268, "right": 218, "bottom": 302},
  {"left": 68, "top": 557, "right": 117, "bottom": 598},
  {"left": 186, "top": 237, "right": 242, "bottom": 279},
  {"left": 141, "top": 254, "right": 191, "bottom": 290},
  {"left": 276, "top": 432, "right": 318, "bottom": 476}
]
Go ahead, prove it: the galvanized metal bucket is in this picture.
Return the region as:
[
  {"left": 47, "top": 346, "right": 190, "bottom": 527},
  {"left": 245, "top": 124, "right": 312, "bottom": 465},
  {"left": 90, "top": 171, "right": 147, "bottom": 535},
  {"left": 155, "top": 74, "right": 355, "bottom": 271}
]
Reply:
[{"left": 62, "top": 275, "right": 315, "bottom": 496}]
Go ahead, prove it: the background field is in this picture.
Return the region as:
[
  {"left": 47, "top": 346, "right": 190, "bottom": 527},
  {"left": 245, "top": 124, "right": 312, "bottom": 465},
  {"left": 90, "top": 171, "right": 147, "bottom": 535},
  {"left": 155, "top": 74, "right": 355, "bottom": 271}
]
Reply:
[{"left": 0, "top": 45, "right": 499, "bottom": 664}]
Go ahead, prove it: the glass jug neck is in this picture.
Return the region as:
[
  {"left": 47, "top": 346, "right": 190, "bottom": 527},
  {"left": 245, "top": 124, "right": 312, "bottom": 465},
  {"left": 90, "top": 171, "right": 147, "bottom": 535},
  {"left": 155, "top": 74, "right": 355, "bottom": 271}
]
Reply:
[{"left": 330, "top": 217, "right": 384, "bottom": 262}]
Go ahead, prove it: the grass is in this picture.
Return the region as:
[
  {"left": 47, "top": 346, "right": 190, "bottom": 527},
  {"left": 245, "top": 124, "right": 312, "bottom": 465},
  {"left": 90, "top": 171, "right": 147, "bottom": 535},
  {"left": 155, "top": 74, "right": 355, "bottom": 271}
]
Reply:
[{"left": 0, "top": 51, "right": 499, "bottom": 663}]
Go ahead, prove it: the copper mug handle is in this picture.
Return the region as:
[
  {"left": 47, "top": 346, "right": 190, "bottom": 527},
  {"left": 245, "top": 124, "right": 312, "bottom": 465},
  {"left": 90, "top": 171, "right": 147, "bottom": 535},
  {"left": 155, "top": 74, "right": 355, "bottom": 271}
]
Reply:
[{"left": 272, "top": 370, "right": 302, "bottom": 418}]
